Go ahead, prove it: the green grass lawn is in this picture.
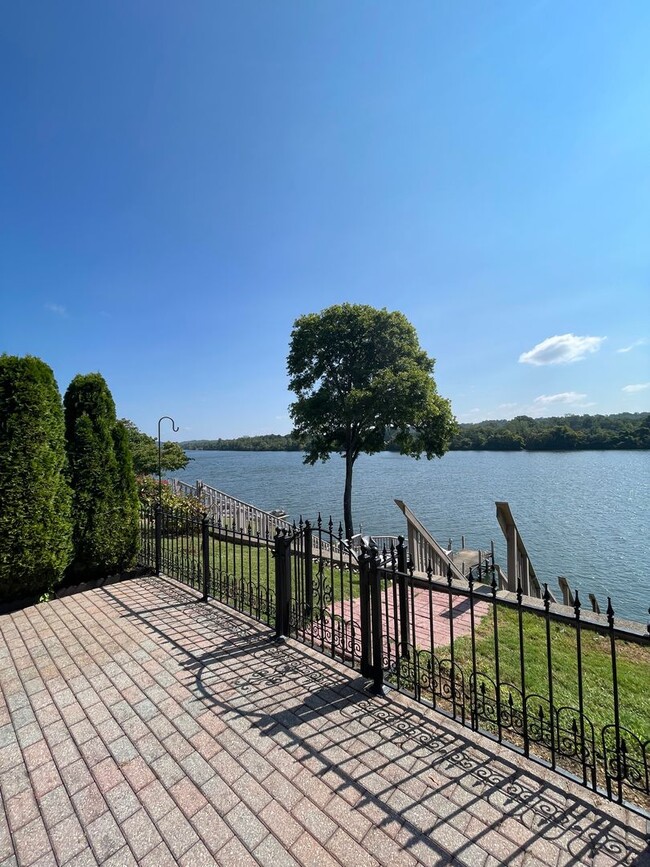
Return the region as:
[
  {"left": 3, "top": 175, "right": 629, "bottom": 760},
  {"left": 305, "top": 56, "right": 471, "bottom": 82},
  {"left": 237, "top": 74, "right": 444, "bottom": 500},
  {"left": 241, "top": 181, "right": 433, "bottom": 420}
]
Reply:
[
  {"left": 148, "top": 530, "right": 362, "bottom": 612},
  {"left": 439, "top": 607, "right": 650, "bottom": 743}
]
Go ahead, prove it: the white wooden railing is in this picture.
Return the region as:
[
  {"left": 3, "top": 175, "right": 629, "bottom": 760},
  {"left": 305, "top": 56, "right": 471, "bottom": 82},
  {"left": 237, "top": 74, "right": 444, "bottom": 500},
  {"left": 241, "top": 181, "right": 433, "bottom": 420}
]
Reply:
[
  {"left": 171, "top": 479, "right": 294, "bottom": 538},
  {"left": 496, "top": 501, "right": 541, "bottom": 598},
  {"left": 395, "top": 500, "right": 467, "bottom": 582},
  {"left": 170, "top": 479, "right": 352, "bottom": 561}
]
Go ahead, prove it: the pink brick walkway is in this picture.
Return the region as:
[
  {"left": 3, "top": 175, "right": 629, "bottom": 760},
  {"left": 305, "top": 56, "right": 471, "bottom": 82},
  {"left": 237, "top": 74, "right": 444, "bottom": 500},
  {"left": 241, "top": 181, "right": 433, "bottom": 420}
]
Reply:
[
  {"left": 331, "top": 587, "right": 490, "bottom": 653},
  {"left": 0, "top": 576, "right": 647, "bottom": 866}
]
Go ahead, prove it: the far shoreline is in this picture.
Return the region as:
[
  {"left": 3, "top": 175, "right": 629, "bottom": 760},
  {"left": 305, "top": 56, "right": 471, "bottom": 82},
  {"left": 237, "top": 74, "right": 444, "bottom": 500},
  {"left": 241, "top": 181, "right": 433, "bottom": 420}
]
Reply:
[{"left": 180, "top": 411, "right": 649, "bottom": 453}]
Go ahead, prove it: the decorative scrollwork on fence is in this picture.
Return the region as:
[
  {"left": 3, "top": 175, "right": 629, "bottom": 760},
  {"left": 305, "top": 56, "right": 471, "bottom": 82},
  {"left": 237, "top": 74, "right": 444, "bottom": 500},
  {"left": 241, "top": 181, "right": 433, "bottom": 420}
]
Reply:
[
  {"left": 556, "top": 705, "right": 597, "bottom": 780},
  {"left": 386, "top": 647, "right": 466, "bottom": 720},
  {"left": 207, "top": 570, "right": 274, "bottom": 623},
  {"left": 291, "top": 599, "right": 361, "bottom": 663},
  {"left": 388, "top": 646, "right": 650, "bottom": 805},
  {"left": 525, "top": 694, "right": 554, "bottom": 749},
  {"left": 602, "top": 725, "right": 650, "bottom": 795},
  {"left": 160, "top": 551, "right": 201, "bottom": 588},
  {"left": 315, "top": 611, "right": 361, "bottom": 661},
  {"left": 470, "top": 674, "right": 526, "bottom": 736},
  {"left": 312, "top": 560, "right": 334, "bottom": 619}
]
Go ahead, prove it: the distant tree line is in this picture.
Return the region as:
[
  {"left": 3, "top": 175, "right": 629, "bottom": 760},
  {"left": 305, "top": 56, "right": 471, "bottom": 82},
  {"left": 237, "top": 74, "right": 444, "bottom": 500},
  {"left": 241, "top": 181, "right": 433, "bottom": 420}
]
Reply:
[
  {"left": 182, "top": 434, "right": 303, "bottom": 451},
  {"left": 445, "top": 412, "right": 649, "bottom": 451},
  {"left": 182, "top": 412, "right": 650, "bottom": 453}
]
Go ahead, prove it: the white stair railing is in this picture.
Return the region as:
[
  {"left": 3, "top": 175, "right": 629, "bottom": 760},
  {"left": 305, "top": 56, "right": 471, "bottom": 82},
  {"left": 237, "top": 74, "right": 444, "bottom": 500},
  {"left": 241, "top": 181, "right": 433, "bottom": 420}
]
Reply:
[
  {"left": 170, "top": 479, "right": 352, "bottom": 561},
  {"left": 394, "top": 499, "right": 466, "bottom": 582}
]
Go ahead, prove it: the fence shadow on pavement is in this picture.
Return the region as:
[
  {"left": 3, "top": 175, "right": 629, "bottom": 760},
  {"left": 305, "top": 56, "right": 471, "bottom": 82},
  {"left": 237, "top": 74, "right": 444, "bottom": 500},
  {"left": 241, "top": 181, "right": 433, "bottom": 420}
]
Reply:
[{"left": 104, "top": 575, "right": 650, "bottom": 867}]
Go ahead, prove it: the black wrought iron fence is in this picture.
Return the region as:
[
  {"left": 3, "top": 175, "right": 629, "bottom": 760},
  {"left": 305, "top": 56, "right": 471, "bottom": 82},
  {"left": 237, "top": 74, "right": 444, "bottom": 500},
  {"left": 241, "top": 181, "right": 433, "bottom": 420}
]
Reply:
[
  {"left": 287, "top": 517, "right": 361, "bottom": 668},
  {"left": 139, "top": 505, "right": 276, "bottom": 625},
  {"left": 371, "top": 544, "right": 649, "bottom": 813},
  {"left": 139, "top": 507, "right": 649, "bottom": 813}
]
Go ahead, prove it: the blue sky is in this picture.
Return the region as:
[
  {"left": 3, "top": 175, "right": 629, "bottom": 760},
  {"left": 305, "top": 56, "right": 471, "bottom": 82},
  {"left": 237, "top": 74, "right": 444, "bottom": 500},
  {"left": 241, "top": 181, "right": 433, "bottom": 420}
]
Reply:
[{"left": 1, "top": 1, "right": 648, "bottom": 439}]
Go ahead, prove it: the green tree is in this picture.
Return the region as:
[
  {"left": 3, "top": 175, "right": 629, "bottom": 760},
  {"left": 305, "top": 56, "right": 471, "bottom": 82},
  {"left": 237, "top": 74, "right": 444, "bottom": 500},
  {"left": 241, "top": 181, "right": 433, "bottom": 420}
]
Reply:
[
  {"left": 634, "top": 415, "right": 650, "bottom": 448},
  {"left": 64, "top": 374, "right": 139, "bottom": 580},
  {"left": 287, "top": 303, "right": 456, "bottom": 539},
  {"left": 0, "top": 355, "right": 73, "bottom": 602},
  {"left": 119, "top": 419, "right": 190, "bottom": 475},
  {"left": 483, "top": 430, "right": 524, "bottom": 450}
]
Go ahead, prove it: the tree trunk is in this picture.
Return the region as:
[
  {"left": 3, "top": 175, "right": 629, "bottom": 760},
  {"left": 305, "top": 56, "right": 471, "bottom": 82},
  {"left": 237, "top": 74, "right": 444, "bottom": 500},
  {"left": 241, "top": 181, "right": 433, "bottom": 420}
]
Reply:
[{"left": 343, "top": 452, "right": 354, "bottom": 541}]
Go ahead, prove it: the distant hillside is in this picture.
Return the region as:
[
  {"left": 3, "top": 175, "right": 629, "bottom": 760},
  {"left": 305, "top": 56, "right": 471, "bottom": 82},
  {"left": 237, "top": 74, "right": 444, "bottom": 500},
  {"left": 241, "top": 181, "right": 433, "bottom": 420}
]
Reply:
[
  {"left": 181, "top": 412, "right": 650, "bottom": 452},
  {"left": 445, "top": 411, "right": 649, "bottom": 451},
  {"left": 181, "top": 433, "right": 302, "bottom": 451}
]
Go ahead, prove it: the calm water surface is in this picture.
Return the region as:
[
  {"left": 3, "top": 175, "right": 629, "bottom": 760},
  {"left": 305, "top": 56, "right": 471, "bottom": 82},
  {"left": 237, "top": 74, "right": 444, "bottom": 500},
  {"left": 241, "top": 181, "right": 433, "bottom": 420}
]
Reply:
[{"left": 173, "top": 450, "right": 649, "bottom": 622}]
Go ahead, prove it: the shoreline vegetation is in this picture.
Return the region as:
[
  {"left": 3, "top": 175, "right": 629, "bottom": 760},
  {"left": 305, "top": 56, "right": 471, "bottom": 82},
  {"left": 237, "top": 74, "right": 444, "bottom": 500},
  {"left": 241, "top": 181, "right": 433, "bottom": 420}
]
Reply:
[{"left": 181, "top": 412, "right": 650, "bottom": 452}]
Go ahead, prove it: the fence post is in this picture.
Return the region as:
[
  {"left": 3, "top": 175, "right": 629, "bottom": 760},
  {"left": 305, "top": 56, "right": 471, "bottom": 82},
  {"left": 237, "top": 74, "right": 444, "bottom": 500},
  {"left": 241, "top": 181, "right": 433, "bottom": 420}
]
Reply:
[
  {"left": 359, "top": 546, "right": 373, "bottom": 677},
  {"left": 154, "top": 503, "right": 162, "bottom": 576},
  {"left": 201, "top": 514, "right": 210, "bottom": 602},
  {"left": 304, "top": 520, "right": 313, "bottom": 620},
  {"left": 274, "top": 529, "right": 292, "bottom": 639},
  {"left": 368, "top": 547, "right": 385, "bottom": 695},
  {"left": 396, "top": 535, "right": 410, "bottom": 658}
]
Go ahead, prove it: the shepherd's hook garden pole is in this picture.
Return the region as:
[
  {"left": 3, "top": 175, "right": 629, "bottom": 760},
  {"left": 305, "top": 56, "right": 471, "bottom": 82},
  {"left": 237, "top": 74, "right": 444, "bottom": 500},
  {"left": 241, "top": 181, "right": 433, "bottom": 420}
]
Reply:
[{"left": 157, "top": 416, "right": 179, "bottom": 505}]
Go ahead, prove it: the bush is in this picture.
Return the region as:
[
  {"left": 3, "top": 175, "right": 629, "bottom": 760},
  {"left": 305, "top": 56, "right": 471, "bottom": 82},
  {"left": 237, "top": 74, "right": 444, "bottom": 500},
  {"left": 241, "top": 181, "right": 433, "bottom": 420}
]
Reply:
[
  {"left": 0, "top": 355, "right": 73, "bottom": 602},
  {"left": 111, "top": 414, "right": 140, "bottom": 568},
  {"left": 137, "top": 476, "right": 204, "bottom": 536},
  {"left": 64, "top": 373, "right": 139, "bottom": 580}
]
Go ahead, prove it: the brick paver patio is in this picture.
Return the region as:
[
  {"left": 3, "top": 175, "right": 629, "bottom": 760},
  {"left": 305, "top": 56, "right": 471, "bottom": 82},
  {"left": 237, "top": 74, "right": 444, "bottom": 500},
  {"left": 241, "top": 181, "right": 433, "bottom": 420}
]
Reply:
[{"left": 0, "top": 575, "right": 647, "bottom": 866}]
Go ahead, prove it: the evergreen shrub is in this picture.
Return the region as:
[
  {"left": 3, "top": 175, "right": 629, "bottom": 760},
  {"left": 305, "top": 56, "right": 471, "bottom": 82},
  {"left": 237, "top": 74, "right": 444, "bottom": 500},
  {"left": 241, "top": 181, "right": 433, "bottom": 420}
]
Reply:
[
  {"left": 0, "top": 355, "right": 73, "bottom": 603},
  {"left": 64, "top": 373, "right": 139, "bottom": 580}
]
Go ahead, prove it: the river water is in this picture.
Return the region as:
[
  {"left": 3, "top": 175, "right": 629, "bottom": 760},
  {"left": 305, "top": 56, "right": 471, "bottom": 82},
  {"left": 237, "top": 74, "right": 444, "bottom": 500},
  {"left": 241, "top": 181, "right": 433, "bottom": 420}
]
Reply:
[{"left": 172, "top": 450, "right": 649, "bottom": 623}]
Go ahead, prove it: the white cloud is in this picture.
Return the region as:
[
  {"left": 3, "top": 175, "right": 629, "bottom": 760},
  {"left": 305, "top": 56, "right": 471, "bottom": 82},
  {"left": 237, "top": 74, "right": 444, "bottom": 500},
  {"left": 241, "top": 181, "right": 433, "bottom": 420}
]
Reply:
[
  {"left": 498, "top": 402, "right": 518, "bottom": 409},
  {"left": 622, "top": 383, "right": 650, "bottom": 393},
  {"left": 45, "top": 303, "right": 67, "bottom": 317},
  {"left": 519, "top": 334, "right": 605, "bottom": 366},
  {"left": 532, "top": 392, "right": 589, "bottom": 407},
  {"left": 616, "top": 339, "right": 647, "bottom": 354}
]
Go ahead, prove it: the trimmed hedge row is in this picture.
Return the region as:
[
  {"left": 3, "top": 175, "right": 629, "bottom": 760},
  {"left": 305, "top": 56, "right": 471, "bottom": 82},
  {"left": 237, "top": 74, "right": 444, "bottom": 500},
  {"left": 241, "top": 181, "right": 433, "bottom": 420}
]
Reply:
[
  {"left": 64, "top": 373, "right": 139, "bottom": 583},
  {"left": 0, "top": 356, "right": 139, "bottom": 604},
  {"left": 0, "top": 356, "right": 73, "bottom": 603}
]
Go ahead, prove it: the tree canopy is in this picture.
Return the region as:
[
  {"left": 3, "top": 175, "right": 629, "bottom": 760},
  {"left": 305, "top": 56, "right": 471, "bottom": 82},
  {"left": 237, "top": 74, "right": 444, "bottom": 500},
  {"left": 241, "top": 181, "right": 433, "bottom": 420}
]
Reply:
[
  {"left": 119, "top": 419, "right": 190, "bottom": 475},
  {"left": 287, "top": 303, "right": 456, "bottom": 538}
]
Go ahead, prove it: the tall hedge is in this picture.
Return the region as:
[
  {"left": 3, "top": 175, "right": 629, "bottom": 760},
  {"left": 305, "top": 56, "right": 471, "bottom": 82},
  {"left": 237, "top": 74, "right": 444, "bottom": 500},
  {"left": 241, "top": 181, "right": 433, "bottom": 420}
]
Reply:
[
  {"left": 64, "top": 373, "right": 139, "bottom": 580},
  {"left": 0, "top": 355, "right": 73, "bottom": 603}
]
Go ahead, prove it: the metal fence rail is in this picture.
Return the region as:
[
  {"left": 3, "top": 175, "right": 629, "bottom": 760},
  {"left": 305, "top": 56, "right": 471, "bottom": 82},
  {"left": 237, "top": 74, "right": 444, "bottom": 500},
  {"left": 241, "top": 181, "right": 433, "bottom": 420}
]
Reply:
[
  {"left": 373, "top": 551, "right": 649, "bottom": 813},
  {"left": 139, "top": 507, "right": 649, "bottom": 814},
  {"left": 139, "top": 505, "right": 276, "bottom": 626},
  {"left": 288, "top": 517, "right": 361, "bottom": 669}
]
